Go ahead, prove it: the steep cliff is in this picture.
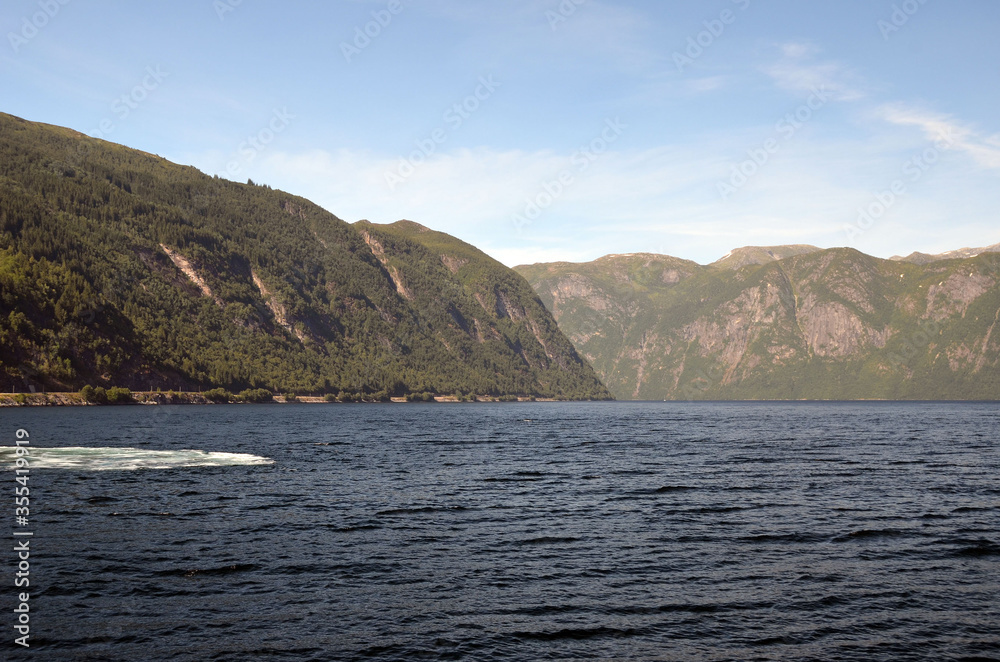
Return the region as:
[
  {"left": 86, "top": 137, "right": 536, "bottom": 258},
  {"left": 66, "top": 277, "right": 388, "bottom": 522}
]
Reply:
[{"left": 517, "top": 248, "right": 1000, "bottom": 400}]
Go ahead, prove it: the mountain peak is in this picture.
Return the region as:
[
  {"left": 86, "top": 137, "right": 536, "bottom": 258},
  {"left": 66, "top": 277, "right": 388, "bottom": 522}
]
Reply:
[
  {"left": 388, "top": 219, "right": 432, "bottom": 233},
  {"left": 710, "top": 245, "right": 823, "bottom": 270}
]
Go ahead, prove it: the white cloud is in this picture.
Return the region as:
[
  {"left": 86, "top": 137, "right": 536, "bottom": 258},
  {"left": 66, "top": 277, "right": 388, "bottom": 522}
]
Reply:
[
  {"left": 765, "top": 43, "right": 864, "bottom": 102},
  {"left": 189, "top": 138, "right": 866, "bottom": 266},
  {"left": 686, "top": 76, "right": 727, "bottom": 94},
  {"left": 176, "top": 35, "right": 1000, "bottom": 269},
  {"left": 780, "top": 42, "right": 819, "bottom": 59},
  {"left": 878, "top": 105, "right": 1000, "bottom": 170},
  {"left": 181, "top": 99, "right": 998, "bottom": 266}
]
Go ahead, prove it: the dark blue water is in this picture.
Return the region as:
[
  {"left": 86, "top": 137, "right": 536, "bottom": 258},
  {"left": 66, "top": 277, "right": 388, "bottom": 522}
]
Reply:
[{"left": 3, "top": 402, "right": 999, "bottom": 661}]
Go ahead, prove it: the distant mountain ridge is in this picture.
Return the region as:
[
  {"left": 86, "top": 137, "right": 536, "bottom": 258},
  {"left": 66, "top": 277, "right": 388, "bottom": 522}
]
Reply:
[
  {"left": 0, "top": 112, "right": 609, "bottom": 400},
  {"left": 517, "top": 245, "right": 1000, "bottom": 400},
  {"left": 890, "top": 243, "right": 1000, "bottom": 265}
]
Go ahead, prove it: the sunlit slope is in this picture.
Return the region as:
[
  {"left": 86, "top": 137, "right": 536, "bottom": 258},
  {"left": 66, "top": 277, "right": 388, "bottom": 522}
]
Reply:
[
  {"left": 0, "top": 112, "right": 609, "bottom": 400},
  {"left": 517, "top": 248, "right": 1000, "bottom": 400}
]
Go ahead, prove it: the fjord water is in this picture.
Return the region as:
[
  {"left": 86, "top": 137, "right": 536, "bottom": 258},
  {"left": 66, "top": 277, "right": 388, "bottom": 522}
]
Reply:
[{"left": 7, "top": 402, "right": 999, "bottom": 661}]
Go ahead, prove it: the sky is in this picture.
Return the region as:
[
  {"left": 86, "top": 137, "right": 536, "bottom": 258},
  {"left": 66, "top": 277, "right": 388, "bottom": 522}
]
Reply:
[{"left": 2, "top": 0, "right": 999, "bottom": 267}]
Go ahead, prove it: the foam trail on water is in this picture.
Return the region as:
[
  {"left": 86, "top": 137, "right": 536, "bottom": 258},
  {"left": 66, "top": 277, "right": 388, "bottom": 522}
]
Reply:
[{"left": 0, "top": 447, "right": 273, "bottom": 471}]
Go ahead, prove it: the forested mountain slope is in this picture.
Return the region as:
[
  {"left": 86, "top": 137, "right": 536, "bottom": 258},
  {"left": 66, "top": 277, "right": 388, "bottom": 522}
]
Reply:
[{"left": 0, "top": 113, "right": 609, "bottom": 400}]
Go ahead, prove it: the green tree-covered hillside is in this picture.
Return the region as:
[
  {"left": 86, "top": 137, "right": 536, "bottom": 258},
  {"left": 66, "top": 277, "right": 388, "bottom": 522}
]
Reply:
[{"left": 0, "top": 113, "right": 609, "bottom": 400}]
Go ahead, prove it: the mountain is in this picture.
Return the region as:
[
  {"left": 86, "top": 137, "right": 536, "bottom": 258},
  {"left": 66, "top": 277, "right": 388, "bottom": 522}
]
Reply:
[
  {"left": 0, "top": 112, "right": 609, "bottom": 400},
  {"left": 516, "top": 247, "right": 1000, "bottom": 400},
  {"left": 890, "top": 243, "right": 1000, "bottom": 265},
  {"left": 710, "top": 245, "right": 822, "bottom": 270}
]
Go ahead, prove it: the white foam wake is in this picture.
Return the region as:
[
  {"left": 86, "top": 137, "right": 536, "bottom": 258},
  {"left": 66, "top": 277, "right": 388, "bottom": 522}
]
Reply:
[{"left": 0, "top": 447, "right": 273, "bottom": 471}]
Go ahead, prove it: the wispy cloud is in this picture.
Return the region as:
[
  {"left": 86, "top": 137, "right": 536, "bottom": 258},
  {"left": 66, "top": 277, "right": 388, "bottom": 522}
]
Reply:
[
  {"left": 878, "top": 105, "right": 1000, "bottom": 170},
  {"left": 184, "top": 137, "right": 861, "bottom": 265},
  {"left": 685, "top": 76, "right": 728, "bottom": 94},
  {"left": 765, "top": 42, "right": 864, "bottom": 101},
  {"left": 182, "top": 35, "right": 1000, "bottom": 268},
  {"left": 780, "top": 42, "right": 818, "bottom": 59}
]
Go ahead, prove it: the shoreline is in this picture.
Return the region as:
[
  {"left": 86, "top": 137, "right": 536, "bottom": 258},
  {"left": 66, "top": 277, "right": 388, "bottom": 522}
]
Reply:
[
  {"left": 0, "top": 392, "right": 561, "bottom": 407},
  {"left": 2, "top": 394, "right": 994, "bottom": 407}
]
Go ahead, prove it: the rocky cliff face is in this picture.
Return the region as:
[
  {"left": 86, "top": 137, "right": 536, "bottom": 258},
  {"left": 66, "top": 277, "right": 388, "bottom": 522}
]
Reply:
[
  {"left": 353, "top": 220, "right": 608, "bottom": 398},
  {"left": 516, "top": 248, "right": 1000, "bottom": 400}
]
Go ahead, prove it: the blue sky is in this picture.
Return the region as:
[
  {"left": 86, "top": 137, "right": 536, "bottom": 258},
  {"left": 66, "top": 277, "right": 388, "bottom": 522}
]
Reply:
[{"left": 3, "top": 0, "right": 999, "bottom": 266}]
